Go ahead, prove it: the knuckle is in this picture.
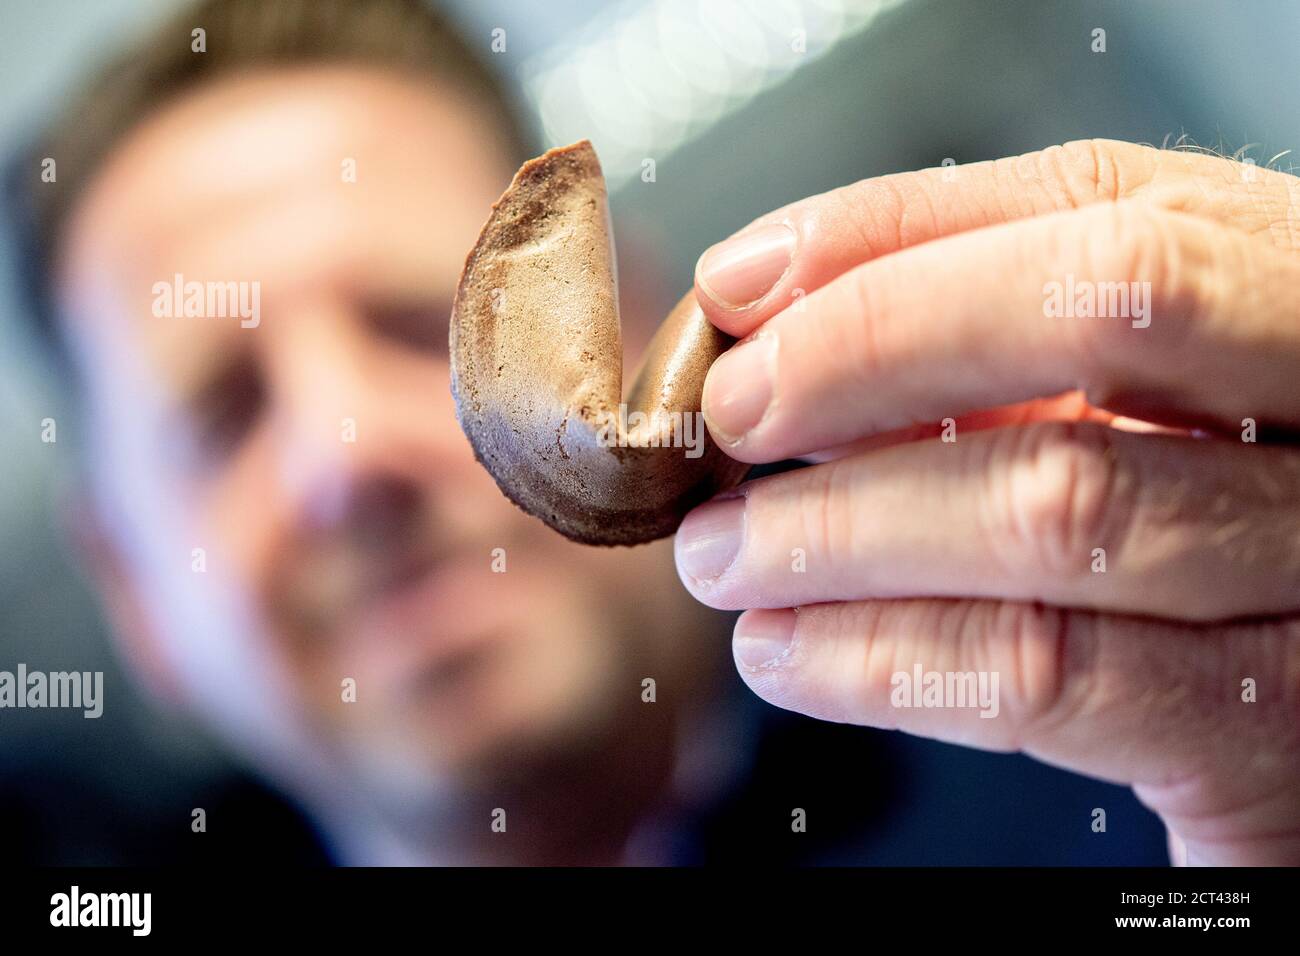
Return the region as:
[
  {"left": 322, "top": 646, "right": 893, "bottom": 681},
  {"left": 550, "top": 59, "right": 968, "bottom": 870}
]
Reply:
[
  {"left": 986, "top": 422, "right": 1133, "bottom": 577},
  {"left": 999, "top": 600, "right": 1071, "bottom": 729},
  {"left": 854, "top": 601, "right": 905, "bottom": 722},
  {"left": 891, "top": 173, "right": 945, "bottom": 248},
  {"left": 842, "top": 271, "right": 893, "bottom": 409},
  {"left": 1001, "top": 602, "right": 1097, "bottom": 743},
  {"left": 856, "top": 171, "right": 946, "bottom": 252},
  {"left": 1240, "top": 620, "right": 1300, "bottom": 722},
  {"left": 796, "top": 458, "right": 860, "bottom": 571},
  {"left": 1057, "top": 138, "right": 1132, "bottom": 202},
  {"left": 840, "top": 175, "right": 907, "bottom": 259},
  {"left": 1064, "top": 203, "right": 1200, "bottom": 374}
]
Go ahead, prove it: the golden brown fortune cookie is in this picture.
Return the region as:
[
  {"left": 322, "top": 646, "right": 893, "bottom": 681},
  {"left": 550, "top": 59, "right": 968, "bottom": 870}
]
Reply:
[{"left": 450, "top": 140, "right": 749, "bottom": 546}]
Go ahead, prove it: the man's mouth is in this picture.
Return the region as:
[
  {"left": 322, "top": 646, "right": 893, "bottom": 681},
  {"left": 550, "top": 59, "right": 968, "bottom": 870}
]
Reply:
[
  {"left": 344, "top": 548, "right": 515, "bottom": 698},
  {"left": 402, "top": 638, "right": 500, "bottom": 704}
]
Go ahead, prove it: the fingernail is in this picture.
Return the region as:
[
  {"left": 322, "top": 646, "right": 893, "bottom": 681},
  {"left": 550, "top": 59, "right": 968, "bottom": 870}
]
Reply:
[
  {"left": 734, "top": 609, "right": 797, "bottom": 668},
  {"left": 703, "top": 334, "right": 776, "bottom": 445},
  {"left": 696, "top": 222, "right": 797, "bottom": 310},
  {"left": 675, "top": 497, "right": 745, "bottom": 584}
]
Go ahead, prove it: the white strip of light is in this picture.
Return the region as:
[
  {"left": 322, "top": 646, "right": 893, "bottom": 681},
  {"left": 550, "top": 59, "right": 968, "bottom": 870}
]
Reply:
[{"left": 522, "top": 0, "right": 909, "bottom": 188}]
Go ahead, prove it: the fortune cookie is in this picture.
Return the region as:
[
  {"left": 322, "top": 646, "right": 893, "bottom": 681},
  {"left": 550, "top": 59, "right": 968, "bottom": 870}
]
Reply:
[{"left": 450, "top": 140, "right": 748, "bottom": 545}]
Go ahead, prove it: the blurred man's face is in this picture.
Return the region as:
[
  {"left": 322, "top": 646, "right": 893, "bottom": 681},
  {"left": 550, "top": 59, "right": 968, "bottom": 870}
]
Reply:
[{"left": 56, "top": 67, "right": 697, "bottom": 802}]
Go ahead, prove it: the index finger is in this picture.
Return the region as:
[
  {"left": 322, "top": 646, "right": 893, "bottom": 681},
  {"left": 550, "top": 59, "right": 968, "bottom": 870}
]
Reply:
[{"left": 692, "top": 138, "right": 1249, "bottom": 338}]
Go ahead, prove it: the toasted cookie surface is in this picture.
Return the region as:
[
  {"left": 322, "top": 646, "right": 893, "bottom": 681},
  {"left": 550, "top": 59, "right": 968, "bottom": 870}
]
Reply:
[{"left": 450, "top": 141, "right": 747, "bottom": 545}]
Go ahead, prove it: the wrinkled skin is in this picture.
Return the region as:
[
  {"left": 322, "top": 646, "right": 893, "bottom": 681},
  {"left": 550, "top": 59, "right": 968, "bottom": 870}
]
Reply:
[{"left": 677, "top": 139, "right": 1300, "bottom": 865}]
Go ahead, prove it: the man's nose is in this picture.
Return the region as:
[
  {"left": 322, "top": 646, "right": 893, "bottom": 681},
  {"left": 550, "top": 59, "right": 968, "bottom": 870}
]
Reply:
[{"left": 265, "top": 316, "right": 454, "bottom": 538}]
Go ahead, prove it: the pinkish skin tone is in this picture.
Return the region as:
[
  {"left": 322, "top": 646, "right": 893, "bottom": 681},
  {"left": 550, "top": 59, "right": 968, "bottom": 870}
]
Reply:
[
  {"left": 56, "top": 65, "right": 725, "bottom": 864},
  {"left": 695, "top": 221, "right": 797, "bottom": 311}
]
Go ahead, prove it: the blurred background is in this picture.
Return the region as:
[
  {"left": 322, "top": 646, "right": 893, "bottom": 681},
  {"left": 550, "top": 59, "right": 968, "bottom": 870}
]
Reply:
[{"left": 1, "top": 0, "right": 1297, "bottom": 864}]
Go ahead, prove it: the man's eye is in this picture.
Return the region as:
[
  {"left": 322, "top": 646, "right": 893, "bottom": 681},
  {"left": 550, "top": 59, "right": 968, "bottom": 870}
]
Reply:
[
  {"left": 366, "top": 300, "right": 450, "bottom": 352},
  {"left": 187, "top": 362, "right": 264, "bottom": 459}
]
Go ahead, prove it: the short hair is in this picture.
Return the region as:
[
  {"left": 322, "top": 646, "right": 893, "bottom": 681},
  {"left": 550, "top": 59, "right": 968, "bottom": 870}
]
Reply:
[{"left": 4, "top": 0, "right": 531, "bottom": 384}]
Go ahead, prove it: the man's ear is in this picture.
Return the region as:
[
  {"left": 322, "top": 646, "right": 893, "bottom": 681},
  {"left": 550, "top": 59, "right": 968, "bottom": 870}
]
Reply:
[{"left": 59, "top": 484, "right": 185, "bottom": 709}]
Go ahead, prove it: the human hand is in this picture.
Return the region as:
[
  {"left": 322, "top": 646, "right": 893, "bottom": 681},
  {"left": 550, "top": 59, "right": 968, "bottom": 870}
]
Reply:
[{"left": 675, "top": 139, "right": 1300, "bottom": 865}]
